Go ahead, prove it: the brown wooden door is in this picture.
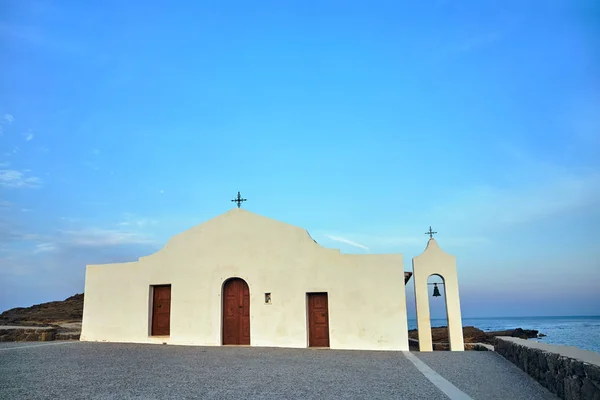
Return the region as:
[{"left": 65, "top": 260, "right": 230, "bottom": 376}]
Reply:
[
  {"left": 151, "top": 285, "right": 171, "bottom": 336},
  {"left": 222, "top": 278, "right": 250, "bottom": 345},
  {"left": 308, "top": 293, "right": 330, "bottom": 347}
]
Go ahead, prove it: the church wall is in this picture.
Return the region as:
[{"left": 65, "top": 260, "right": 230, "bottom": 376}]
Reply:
[{"left": 81, "top": 209, "right": 409, "bottom": 351}]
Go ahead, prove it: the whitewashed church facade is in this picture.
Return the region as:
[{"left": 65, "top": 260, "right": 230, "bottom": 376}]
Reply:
[{"left": 81, "top": 207, "right": 464, "bottom": 351}]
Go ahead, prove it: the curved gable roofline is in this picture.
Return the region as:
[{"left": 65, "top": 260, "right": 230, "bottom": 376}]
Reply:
[
  {"left": 140, "top": 208, "right": 339, "bottom": 261},
  {"left": 413, "top": 238, "right": 455, "bottom": 261}
]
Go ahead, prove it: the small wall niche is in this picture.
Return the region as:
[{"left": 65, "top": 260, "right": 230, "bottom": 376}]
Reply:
[{"left": 265, "top": 293, "right": 272, "bottom": 304}]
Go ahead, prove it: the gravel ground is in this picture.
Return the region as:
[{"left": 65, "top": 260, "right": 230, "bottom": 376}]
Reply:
[
  {"left": 0, "top": 342, "right": 555, "bottom": 400},
  {"left": 415, "top": 351, "right": 557, "bottom": 399}
]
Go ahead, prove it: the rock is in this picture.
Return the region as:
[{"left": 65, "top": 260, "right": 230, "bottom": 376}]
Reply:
[
  {"left": 0, "top": 294, "right": 83, "bottom": 342},
  {"left": 485, "top": 328, "right": 539, "bottom": 340},
  {"left": 0, "top": 293, "right": 83, "bottom": 326},
  {"left": 408, "top": 325, "right": 545, "bottom": 350},
  {"left": 408, "top": 326, "right": 488, "bottom": 344}
]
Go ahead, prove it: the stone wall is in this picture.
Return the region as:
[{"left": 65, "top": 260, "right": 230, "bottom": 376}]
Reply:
[
  {"left": 495, "top": 336, "right": 600, "bottom": 399},
  {"left": 0, "top": 327, "right": 57, "bottom": 342}
]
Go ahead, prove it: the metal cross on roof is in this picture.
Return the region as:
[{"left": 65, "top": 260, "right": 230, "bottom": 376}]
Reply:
[
  {"left": 231, "top": 191, "right": 247, "bottom": 208},
  {"left": 425, "top": 226, "right": 437, "bottom": 239}
]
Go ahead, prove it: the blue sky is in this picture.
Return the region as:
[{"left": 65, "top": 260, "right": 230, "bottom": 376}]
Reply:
[{"left": 1, "top": 0, "right": 598, "bottom": 318}]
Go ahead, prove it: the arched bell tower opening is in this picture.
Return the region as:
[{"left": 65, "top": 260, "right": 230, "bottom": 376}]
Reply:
[
  {"left": 427, "top": 273, "right": 449, "bottom": 350},
  {"left": 412, "top": 234, "right": 465, "bottom": 352}
]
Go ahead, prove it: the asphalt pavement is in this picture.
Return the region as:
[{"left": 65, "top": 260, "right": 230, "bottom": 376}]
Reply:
[{"left": 0, "top": 341, "right": 556, "bottom": 400}]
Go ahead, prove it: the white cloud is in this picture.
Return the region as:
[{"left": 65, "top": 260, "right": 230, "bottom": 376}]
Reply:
[
  {"left": 61, "top": 228, "right": 156, "bottom": 247},
  {"left": 453, "top": 31, "right": 503, "bottom": 53},
  {"left": 2, "top": 114, "right": 14, "bottom": 124},
  {"left": 324, "top": 235, "right": 370, "bottom": 250},
  {"left": 0, "top": 22, "right": 89, "bottom": 58},
  {"left": 24, "top": 131, "right": 34, "bottom": 141},
  {"left": 418, "top": 143, "right": 600, "bottom": 231},
  {"left": 83, "top": 161, "right": 99, "bottom": 171},
  {"left": 431, "top": 171, "right": 600, "bottom": 228},
  {"left": 117, "top": 214, "right": 159, "bottom": 228},
  {"left": 0, "top": 114, "right": 14, "bottom": 136},
  {"left": 0, "top": 169, "right": 42, "bottom": 188},
  {"left": 555, "top": 91, "right": 600, "bottom": 148},
  {"left": 321, "top": 233, "right": 488, "bottom": 250},
  {"left": 34, "top": 243, "right": 57, "bottom": 253}
]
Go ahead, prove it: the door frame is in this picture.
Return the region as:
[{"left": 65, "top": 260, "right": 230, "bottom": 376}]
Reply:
[
  {"left": 221, "top": 277, "right": 251, "bottom": 345},
  {"left": 149, "top": 284, "right": 172, "bottom": 337},
  {"left": 306, "top": 292, "right": 330, "bottom": 348}
]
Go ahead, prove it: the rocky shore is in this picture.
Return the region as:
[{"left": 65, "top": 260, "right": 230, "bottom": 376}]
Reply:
[
  {"left": 0, "top": 294, "right": 83, "bottom": 342},
  {"left": 408, "top": 325, "right": 543, "bottom": 350}
]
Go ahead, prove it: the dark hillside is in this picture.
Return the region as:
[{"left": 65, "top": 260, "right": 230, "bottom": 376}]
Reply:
[{"left": 0, "top": 294, "right": 84, "bottom": 326}]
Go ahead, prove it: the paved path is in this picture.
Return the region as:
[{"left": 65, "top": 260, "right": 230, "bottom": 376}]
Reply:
[{"left": 0, "top": 342, "right": 556, "bottom": 399}]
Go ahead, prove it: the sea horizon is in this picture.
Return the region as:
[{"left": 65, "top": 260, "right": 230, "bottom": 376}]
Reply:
[
  {"left": 407, "top": 315, "right": 600, "bottom": 354},
  {"left": 408, "top": 315, "right": 600, "bottom": 321}
]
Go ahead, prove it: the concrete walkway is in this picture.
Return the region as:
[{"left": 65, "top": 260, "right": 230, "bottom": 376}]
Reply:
[{"left": 0, "top": 342, "right": 557, "bottom": 399}]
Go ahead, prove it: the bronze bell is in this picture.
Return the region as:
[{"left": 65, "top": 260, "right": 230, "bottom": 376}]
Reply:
[{"left": 432, "top": 283, "right": 441, "bottom": 297}]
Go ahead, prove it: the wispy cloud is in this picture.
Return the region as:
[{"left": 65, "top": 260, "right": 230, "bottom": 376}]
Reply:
[
  {"left": 2, "top": 114, "right": 14, "bottom": 124},
  {"left": 564, "top": 94, "right": 600, "bottom": 147},
  {"left": 433, "top": 173, "right": 600, "bottom": 227},
  {"left": 83, "top": 161, "right": 99, "bottom": 171},
  {"left": 60, "top": 228, "right": 156, "bottom": 247},
  {"left": 428, "top": 142, "right": 600, "bottom": 229},
  {"left": 116, "top": 213, "right": 159, "bottom": 228},
  {"left": 324, "top": 235, "right": 370, "bottom": 250},
  {"left": 0, "top": 169, "right": 42, "bottom": 188},
  {"left": 0, "top": 113, "right": 14, "bottom": 136},
  {"left": 23, "top": 131, "right": 34, "bottom": 141},
  {"left": 34, "top": 243, "right": 58, "bottom": 253},
  {"left": 0, "top": 23, "right": 88, "bottom": 57},
  {"left": 91, "top": 148, "right": 100, "bottom": 155},
  {"left": 451, "top": 31, "right": 503, "bottom": 53},
  {"left": 440, "top": 16, "right": 520, "bottom": 57},
  {"left": 321, "top": 233, "right": 489, "bottom": 250},
  {"left": 117, "top": 219, "right": 158, "bottom": 228}
]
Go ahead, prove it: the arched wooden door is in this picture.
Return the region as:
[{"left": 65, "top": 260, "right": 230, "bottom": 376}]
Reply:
[{"left": 222, "top": 278, "right": 250, "bottom": 345}]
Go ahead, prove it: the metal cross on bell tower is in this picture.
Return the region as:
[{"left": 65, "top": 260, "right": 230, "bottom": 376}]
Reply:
[
  {"left": 231, "top": 191, "right": 247, "bottom": 208},
  {"left": 425, "top": 226, "right": 437, "bottom": 239}
]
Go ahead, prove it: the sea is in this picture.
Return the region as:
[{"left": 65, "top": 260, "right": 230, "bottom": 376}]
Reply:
[{"left": 407, "top": 316, "right": 600, "bottom": 354}]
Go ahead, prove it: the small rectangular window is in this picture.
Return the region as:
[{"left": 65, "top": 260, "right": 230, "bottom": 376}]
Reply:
[{"left": 265, "top": 293, "right": 272, "bottom": 304}]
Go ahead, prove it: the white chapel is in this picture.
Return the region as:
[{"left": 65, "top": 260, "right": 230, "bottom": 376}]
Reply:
[{"left": 81, "top": 205, "right": 464, "bottom": 351}]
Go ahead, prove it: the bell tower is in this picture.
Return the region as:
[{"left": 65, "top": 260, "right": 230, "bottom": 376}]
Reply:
[{"left": 412, "top": 230, "right": 465, "bottom": 351}]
